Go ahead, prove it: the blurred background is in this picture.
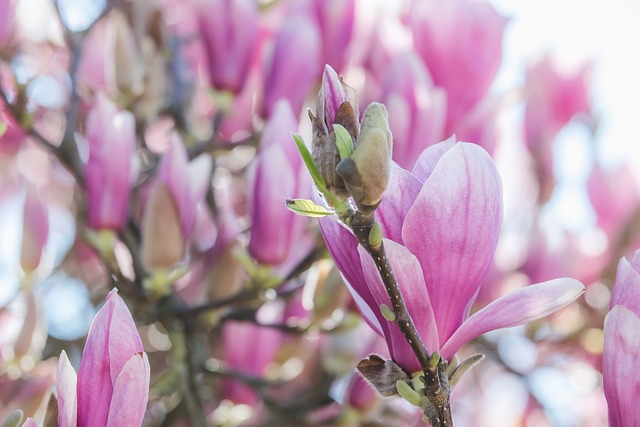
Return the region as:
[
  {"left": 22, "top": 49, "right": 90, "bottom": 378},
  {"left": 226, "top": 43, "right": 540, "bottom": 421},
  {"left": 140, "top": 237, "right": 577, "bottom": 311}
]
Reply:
[{"left": 1, "top": 0, "right": 639, "bottom": 425}]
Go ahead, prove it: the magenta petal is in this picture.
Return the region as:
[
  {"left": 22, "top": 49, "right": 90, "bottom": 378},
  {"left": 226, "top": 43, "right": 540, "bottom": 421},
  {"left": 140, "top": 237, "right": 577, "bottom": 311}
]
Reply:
[
  {"left": 319, "top": 216, "right": 386, "bottom": 336},
  {"left": 374, "top": 164, "right": 423, "bottom": 245},
  {"left": 77, "top": 289, "right": 144, "bottom": 427},
  {"left": 603, "top": 305, "right": 640, "bottom": 427},
  {"left": 411, "top": 135, "right": 457, "bottom": 183},
  {"left": 403, "top": 142, "right": 502, "bottom": 346},
  {"left": 441, "top": 278, "right": 585, "bottom": 360},
  {"left": 56, "top": 351, "right": 77, "bottom": 427},
  {"left": 106, "top": 353, "right": 151, "bottom": 427},
  {"left": 610, "top": 252, "right": 640, "bottom": 315},
  {"left": 358, "top": 239, "right": 439, "bottom": 372}
]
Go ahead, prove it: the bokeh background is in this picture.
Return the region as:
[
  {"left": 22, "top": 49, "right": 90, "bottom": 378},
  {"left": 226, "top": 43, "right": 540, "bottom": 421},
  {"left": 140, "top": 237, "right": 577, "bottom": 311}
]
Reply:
[{"left": 1, "top": 0, "right": 639, "bottom": 425}]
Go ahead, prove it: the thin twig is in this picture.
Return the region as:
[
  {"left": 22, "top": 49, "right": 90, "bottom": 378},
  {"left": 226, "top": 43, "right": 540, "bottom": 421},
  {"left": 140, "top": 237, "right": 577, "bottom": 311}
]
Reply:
[{"left": 349, "top": 211, "right": 453, "bottom": 427}]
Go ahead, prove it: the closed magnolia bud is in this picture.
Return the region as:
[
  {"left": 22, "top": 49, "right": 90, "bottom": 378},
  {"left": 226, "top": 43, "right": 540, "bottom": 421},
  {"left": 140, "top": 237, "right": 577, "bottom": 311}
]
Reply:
[
  {"left": 112, "top": 10, "right": 144, "bottom": 96},
  {"left": 310, "top": 65, "right": 360, "bottom": 202},
  {"left": 141, "top": 183, "right": 185, "bottom": 272},
  {"left": 336, "top": 102, "right": 392, "bottom": 214}
]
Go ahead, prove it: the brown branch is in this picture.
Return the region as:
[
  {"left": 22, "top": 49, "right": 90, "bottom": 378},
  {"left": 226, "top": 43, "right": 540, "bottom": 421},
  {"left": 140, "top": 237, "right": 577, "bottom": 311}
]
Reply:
[{"left": 349, "top": 211, "right": 453, "bottom": 427}]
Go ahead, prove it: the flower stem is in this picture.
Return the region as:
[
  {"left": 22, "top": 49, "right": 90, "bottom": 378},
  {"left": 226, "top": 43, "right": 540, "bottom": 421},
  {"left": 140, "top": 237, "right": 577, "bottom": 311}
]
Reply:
[{"left": 349, "top": 211, "right": 453, "bottom": 426}]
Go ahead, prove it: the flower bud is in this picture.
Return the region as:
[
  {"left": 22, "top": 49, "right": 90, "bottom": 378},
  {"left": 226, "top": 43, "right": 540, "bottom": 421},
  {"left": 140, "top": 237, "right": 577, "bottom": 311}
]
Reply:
[
  {"left": 141, "top": 183, "right": 185, "bottom": 272},
  {"left": 20, "top": 187, "right": 48, "bottom": 274},
  {"left": 310, "top": 65, "right": 359, "bottom": 201},
  {"left": 336, "top": 102, "right": 392, "bottom": 215}
]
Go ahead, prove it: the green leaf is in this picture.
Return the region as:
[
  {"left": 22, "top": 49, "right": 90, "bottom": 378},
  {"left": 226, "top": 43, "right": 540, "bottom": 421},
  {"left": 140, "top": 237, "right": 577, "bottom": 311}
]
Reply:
[
  {"left": 292, "top": 134, "right": 328, "bottom": 191},
  {"left": 0, "top": 122, "right": 7, "bottom": 139},
  {"left": 285, "top": 198, "right": 334, "bottom": 217},
  {"left": 333, "top": 124, "right": 354, "bottom": 160}
]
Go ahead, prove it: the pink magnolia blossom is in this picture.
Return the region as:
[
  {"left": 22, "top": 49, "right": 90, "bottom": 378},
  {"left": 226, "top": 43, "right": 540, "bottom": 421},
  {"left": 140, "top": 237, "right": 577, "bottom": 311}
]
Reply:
[
  {"left": 0, "top": 97, "right": 26, "bottom": 156},
  {"left": 524, "top": 55, "right": 592, "bottom": 149},
  {"left": 407, "top": 0, "right": 507, "bottom": 130},
  {"left": 261, "top": 13, "right": 321, "bottom": 118},
  {"left": 155, "top": 133, "right": 213, "bottom": 239},
  {"left": 221, "top": 302, "right": 285, "bottom": 405},
  {"left": 56, "top": 289, "right": 150, "bottom": 427},
  {"left": 85, "top": 94, "right": 135, "bottom": 230},
  {"left": 320, "top": 137, "right": 585, "bottom": 372},
  {"left": 247, "top": 100, "right": 312, "bottom": 265},
  {"left": 603, "top": 252, "right": 640, "bottom": 426},
  {"left": 0, "top": 0, "right": 15, "bottom": 48},
  {"left": 379, "top": 52, "right": 446, "bottom": 170},
  {"left": 20, "top": 187, "right": 48, "bottom": 274},
  {"left": 309, "top": 0, "right": 356, "bottom": 72},
  {"left": 197, "top": 0, "right": 259, "bottom": 93}
]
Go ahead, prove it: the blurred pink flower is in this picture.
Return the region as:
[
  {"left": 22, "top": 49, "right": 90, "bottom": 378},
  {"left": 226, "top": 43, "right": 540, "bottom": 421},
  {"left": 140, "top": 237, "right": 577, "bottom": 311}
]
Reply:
[
  {"left": 77, "top": 11, "right": 144, "bottom": 98},
  {"left": 0, "top": 0, "right": 15, "bottom": 48},
  {"left": 309, "top": 0, "right": 356, "bottom": 72},
  {"left": 155, "top": 133, "right": 212, "bottom": 239},
  {"left": 320, "top": 138, "right": 585, "bottom": 371},
  {"left": 221, "top": 302, "right": 285, "bottom": 406},
  {"left": 0, "top": 98, "right": 26, "bottom": 156},
  {"left": 20, "top": 187, "right": 48, "bottom": 274},
  {"left": 261, "top": 14, "right": 321, "bottom": 118},
  {"left": 247, "top": 100, "right": 312, "bottom": 265},
  {"left": 56, "top": 289, "right": 150, "bottom": 427},
  {"left": 379, "top": 52, "right": 446, "bottom": 170},
  {"left": 524, "top": 56, "right": 592, "bottom": 148},
  {"left": 85, "top": 94, "right": 135, "bottom": 230},
  {"left": 603, "top": 252, "right": 640, "bottom": 426},
  {"left": 588, "top": 163, "right": 639, "bottom": 238},
  {"left": 407, "top": 0, "right": 507, "bottom": 130},
  {"left": 197, "top": 0, "right": 260, "bottom": 93}
]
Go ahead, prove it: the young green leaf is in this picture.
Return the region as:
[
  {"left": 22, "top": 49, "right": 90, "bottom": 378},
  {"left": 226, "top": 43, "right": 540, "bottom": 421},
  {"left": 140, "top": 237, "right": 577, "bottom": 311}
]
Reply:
[
  {"left": 285, "top": 198, "right": 334, "bottom": 217},
  {"left": 333, "top": 123, "right": 354, "bottom": 160},
  {"left": 396, "top": 380, "right": 422, "bottom": 407},
  {"left": 380, "top": 303, "right": 396, "bottom": 321},
  {"left": 0, "top": 122, "right": 7, "bottom": 139}
]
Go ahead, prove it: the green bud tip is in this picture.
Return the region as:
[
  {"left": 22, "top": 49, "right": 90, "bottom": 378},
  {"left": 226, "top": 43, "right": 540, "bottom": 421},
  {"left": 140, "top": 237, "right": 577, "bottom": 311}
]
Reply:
[
  {"left": 368, "top": 222, "right": 383, "bottom": 247},
  {"left": 380, "top": 303, "right": 396, "bottom": 321},
  {"left": 429, "top": 351, "right": 441, "bottom": 368}
]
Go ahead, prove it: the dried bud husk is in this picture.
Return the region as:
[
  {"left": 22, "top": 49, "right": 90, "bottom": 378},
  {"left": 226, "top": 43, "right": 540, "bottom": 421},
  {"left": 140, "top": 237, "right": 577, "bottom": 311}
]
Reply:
[
  {"left": 357, "top": 354, "right": 410, "bottom": 397},
  {"left": 336, "top": 102, "right": 392, "bottom": 215}
]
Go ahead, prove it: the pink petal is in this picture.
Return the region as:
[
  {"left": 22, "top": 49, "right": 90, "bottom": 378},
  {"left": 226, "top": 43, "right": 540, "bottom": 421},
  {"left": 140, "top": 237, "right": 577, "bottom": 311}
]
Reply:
[
  {"left": 106, "top": 353, "right": 150, "bottom": 427},
  {"left": 603, "top": 305, "right": 640, "bottom": 427},
  {"left": 374, "top": 164, "right": 423, "bottom": 245},
  {"left": 262, "top": 15, "right": 321, "bottom": 117},
  {"left": 21, "top": 419, "right": 37, "bottom": 427},
  {"left": 77, "top": 289, "right": 144, "bottom": 427},
  {"left": 610, "top": 252, "right": 640, "bottom": 316},
  {"left": 411, "top": 135, "right": 457, "bottom": 183},
  {"left": 358, "top": 239, "right": 439, "bottom": 372},
  {"left": 56, "top": 351, "right": 77, "bottom": 427},
  {"left": 318, "top": 216, "right": 386, "bottom": 337},
  {"left": 441, "top": 278, "right": 585, "bottom": 360},
  {"left": 402, "top": 142, "right": 502, "bottom": 346},
  {"left": 20, "top": 186, "right": 49, "bottom": 273}
]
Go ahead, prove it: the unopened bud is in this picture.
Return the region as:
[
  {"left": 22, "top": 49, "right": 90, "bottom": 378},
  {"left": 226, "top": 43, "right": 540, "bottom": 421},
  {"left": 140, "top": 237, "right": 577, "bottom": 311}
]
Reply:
[
  {"left": 141, "top": 183, "right": 185, "bottom": 272},
  {"left": 336, "top": 102, "right": 392, "bottom": 215}
]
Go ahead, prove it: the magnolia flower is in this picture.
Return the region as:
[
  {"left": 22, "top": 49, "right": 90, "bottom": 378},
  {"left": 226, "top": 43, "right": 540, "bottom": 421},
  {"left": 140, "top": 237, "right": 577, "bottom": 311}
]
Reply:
[
  {"left": 261, "top": 14, "right": 321, "bottom": 118},
  {"left": 85, "top": 94, "right": 135, "bottom": 231},
  {"left": 379, "top": 52, "right": 446, "bottom": 170},
  {"left": 408, "top": 0, "right": 507, "bottom": 129},
  {"left": 320, "top": 137, "right": 585, "bottom": 372},
  {"left": 603, "top": 252, "right": 640, "bottom": 426},
  {"left": 197, "top": 0, "right": 259, "bottom": 93},
  {"left": 56, "top": 289, "right": 150, "bottom": 427},
  {"left": 247, "top": 100, "right": 312, "bottom": 265},
  {"left": 20, "top": 187, "right": 49, "bottom": 274},
  {"left": 309, "top": 0, "right": 356, "bottom": 72}
]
